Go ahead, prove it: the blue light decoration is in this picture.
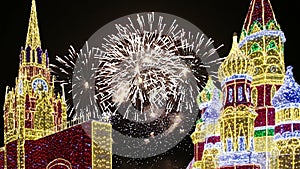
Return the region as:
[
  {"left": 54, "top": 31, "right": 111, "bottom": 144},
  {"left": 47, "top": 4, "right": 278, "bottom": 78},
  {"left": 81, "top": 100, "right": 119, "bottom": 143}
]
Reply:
[{"left": 272, "top": 66, "right": 300, "bottom": 111}]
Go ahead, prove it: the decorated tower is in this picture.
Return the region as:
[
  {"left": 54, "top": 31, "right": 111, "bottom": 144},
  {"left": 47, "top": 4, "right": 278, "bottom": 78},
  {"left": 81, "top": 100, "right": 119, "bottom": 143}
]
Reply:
[
  {"left": 190, "top": 77, "right": 222, "bottom": 169},
  {"left": 239, "top": 0, "right": 286, "bottom": 168},
  {"left": 217, "top": 34, "right": 260, "bottom": 169},
  {"left": 271, "top": 66, "right": 300, "bottom": 169},
  {"left": 3, "top": 0, "right": 67, "bottom": 168},
  {"left": 200, "top": 87, "right": 222, "bottom": 169},
  {"left": 191, "top": 77, "right": 215, "bottom": 168}
]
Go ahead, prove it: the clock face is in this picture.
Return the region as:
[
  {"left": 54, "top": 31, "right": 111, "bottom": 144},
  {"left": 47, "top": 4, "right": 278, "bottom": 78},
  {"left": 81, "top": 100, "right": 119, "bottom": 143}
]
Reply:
[{"left": 32, "top": 78, "right": 48, "bottom": 92}]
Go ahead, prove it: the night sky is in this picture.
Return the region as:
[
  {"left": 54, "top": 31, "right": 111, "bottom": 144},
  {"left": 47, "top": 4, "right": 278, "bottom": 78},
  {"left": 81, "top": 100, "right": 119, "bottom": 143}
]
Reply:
[{"left": 0, "top": 0, "right": 298, "bottom": 168}]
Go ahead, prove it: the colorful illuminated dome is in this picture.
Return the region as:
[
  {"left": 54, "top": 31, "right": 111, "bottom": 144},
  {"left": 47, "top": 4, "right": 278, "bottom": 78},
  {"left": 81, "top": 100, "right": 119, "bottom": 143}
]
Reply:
[
  {"left": 218, "top": 33, "right": 254, "bottom": 84},
  {"left": 272, "top": 66, "right": 300, "bottom": 110},
  {"left": 197, "top": 76, "right": 221, "bottom": 109}
]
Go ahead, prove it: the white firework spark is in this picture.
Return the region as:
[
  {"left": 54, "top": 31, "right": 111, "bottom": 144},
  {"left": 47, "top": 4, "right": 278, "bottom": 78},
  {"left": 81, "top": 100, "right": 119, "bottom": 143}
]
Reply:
[
  {"left": 95, "top": 12, "right": 220, "bottom": 122},
  {"left": 51, "top": 43, "right": 102, "bottom": 119},
  {"left": 51, "top": 46, "right": 77, "bottom": 117}
]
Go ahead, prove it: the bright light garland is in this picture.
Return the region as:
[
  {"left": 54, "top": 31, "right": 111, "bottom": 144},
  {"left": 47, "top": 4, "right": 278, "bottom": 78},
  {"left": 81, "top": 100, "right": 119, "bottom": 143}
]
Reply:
[{"left": 239, "top": 30, "right": 286, "bottom": 48}]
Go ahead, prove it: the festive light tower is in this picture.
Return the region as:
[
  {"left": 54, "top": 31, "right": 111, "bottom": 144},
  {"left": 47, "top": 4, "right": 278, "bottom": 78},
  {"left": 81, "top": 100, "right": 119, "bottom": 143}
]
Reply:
[
  {"left": 217, "top": 33, "right": 260, "bottom": 169},
  {"left": 3, "top": 0, "right": 67, "bottom": 167},
  {"left": 272, "top": 66, "right": 300, "bottom": 169},
  {"left": 200, "top": 86, "right": 222, "bottom": 169},
  {"left": 238, "top": 0, "right": 286, "bottom": 168},
  {"left": 191, "top": 77, "right": 215, "bottom": 168}
]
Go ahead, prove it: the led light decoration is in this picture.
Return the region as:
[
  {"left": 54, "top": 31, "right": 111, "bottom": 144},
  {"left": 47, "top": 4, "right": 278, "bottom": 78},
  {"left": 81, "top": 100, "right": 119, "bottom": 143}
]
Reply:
[
  {"left": 0, "top": 0, "right": 112, "bottom": 168},
  {"left": 217, "top": 34, "right": 260, "bottom": 169},
  {"left": 187, "top": 1, "right": 293, "bottom": 169},
  {"left": 238, "top": 0, "right": 286, "bottom": 168},
  {"left": 2, "top": 0, "right": 67, "bottom": 167},
  {"left": 200, "top": 87, "right": 222, "bottom": 169},
  {"left": 271, "top": 66, "right": 300, "bottom": 169},
  {"left": 191, "top": 77, "right": 222, "bottom": 169}
]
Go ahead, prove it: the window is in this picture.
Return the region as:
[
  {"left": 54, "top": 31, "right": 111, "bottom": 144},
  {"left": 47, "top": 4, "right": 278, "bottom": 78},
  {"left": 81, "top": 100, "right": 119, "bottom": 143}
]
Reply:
[
  {"left": 246, "top": 87, "right": 250, "bottom": 102},
  {"left": 228, "top": 88, "right": 233, "bottom": 103},
  {"left": 238, "top": 86, "right": 243, "bottom": 101}
]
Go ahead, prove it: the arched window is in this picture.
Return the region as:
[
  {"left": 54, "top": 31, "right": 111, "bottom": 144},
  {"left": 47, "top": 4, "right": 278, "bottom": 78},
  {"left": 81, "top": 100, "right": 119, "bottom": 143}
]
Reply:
[
  {"left": 228, "top": 88, "right": 233, "bottom": 103},
  {"left": 238, "top": 86, "right": 243, "bottom": 102},
  {"left": 246, "top": 87, "right": 250, "bottom": 102},
  {"left": 46, "top": 158, "right": 72, "bottom": 169},
  {"left": 226, "top": 138, "right": 232, "bottom": 152}
]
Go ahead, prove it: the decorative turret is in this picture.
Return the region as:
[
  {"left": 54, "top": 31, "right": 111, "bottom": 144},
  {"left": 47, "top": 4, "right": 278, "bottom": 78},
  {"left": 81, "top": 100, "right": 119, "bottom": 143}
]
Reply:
[
  {"left": 26, "top": 0, "right": 41, "bottom": 51},
  {"left": 218, "top": 33, "right": 254, "bottom": 108},
  {"left": 272, "top": 66, "right": 300, "bottom": 110},
  {"left": 239, "top": 0, "right": 284, "bottom": 43},
  {"left": 191, "top": 77, "right": 222, "bottom": 169},
  {"left": 2, "top": 1, "right": 67, "bottom": 168},
  {"left": 218, "top": 33, "right": 254, "bottom": 87},
  {"left": 239, "top": 0, "right": 285, "bottom": 86},
  {"left": 271, "top": 66, "right": 300, "bottom": 169},
  {"left": 202, "top": 88, "right": 222, "bottom": 123},
  {"left": 200, "top": 88, "right": 222, "bottom": 169},
  {"left": 217, "top": 33, "right": 259, "bottom": 169},
  {"left": 197, "top": 76, "right": 221, "bottom": 110}
]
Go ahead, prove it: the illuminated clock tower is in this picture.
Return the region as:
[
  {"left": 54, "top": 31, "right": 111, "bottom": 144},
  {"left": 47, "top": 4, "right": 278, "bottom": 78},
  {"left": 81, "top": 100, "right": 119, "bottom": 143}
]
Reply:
[{"left": 3, "top": 0, "right": 67, "bottom": 168}]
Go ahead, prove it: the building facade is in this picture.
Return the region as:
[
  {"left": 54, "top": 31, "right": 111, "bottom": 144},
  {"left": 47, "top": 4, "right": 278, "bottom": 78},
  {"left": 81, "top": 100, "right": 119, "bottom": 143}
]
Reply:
[{"left": 0, "top": 0, "right": 112, "bottom": 168}]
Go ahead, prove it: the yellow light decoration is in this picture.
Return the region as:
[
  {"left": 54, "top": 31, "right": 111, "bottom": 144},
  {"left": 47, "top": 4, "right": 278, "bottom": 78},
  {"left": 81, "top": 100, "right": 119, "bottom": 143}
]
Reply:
[
  {"left": 238, "top": 0, "right": 286, "bottom": 168},
  {"left": 187, "top": 1, "right": 294, "bottom": 169},
  {"left": 92, "top": 121, "right": 112, "bottom": 169},
  {"left": 217, "top": 33, "right": 259, "bottom": 168},
  {"left": 1, "top": 0, "right": 112, "bottom": 168}
]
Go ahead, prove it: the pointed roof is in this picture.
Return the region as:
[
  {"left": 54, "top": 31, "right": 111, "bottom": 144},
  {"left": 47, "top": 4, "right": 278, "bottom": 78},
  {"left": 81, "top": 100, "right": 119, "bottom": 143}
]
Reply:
[
  {"left": 242, "top": 0, "right": 280, "bottom": 33},
  {"left": 272, "top": 66, "right": 300, "bottom": 110},
  {"left": 25, "top": 0, "right": 41, "bottom": 50},
  {"left": 239, "top": 0, "right": 286, "bottom": 45}
]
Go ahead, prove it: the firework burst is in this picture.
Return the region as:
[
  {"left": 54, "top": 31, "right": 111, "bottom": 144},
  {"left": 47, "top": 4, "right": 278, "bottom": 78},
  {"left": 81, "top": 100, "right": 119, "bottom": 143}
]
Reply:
[
  {"left": 95, "top": 12, "right": 221, "bottom": 122},
  {"left": 51, "top": 43, "right": 101, "bottom": 119},
  {"left": 52, "top": 12, "right": 222, "bottom": 158}
]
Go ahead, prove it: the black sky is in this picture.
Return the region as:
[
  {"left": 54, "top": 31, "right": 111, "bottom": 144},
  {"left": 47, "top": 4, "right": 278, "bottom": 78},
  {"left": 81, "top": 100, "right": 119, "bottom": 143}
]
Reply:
[{"left": 0, "top": 0, "right": 298, "bottom": 168}]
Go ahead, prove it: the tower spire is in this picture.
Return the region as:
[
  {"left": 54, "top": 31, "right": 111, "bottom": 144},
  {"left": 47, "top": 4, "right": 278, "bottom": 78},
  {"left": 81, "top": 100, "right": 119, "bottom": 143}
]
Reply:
[
  {"left": 25, "top": 0, "right": 41, "bottom": 50},
  {"left": 239, "top": 0, "right": 285, "bottom": 45},
  {"left": 243, "top": 0, "right": 279, "bottom": 32}
]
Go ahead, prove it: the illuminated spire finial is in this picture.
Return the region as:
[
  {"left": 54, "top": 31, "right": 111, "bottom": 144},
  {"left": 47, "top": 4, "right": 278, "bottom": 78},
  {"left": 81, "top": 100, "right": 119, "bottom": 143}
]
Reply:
[{"left": 25, "top": 0, "right": 41, "bottom": 50}]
